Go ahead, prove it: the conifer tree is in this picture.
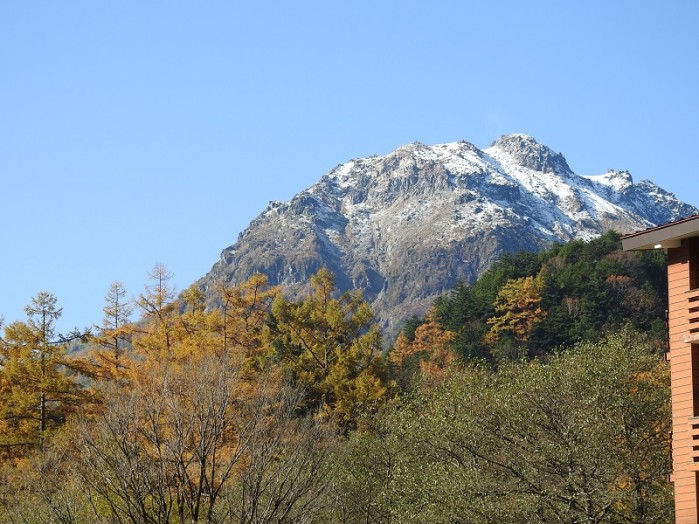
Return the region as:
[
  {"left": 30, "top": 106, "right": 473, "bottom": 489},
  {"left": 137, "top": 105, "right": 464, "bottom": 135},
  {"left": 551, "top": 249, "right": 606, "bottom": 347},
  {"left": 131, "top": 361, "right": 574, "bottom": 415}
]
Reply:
[
  {"left": 485, "top": 274, "right": 547, "bottom": 361},
  {"left": 216, "top": 273, "right": 280, "bottom": 371},
  {"left": 267, "top": 268, "right": 393, "bottom": 426},
  {"left": 0, "top": 293, "right": 86, "bottom": 452},
  {"left": 390, "top": 308, "right": 456, "bottom": 389},
  {"left": 90, "top": 281, "right": 133, "bottom": 380},
  {"left": 134, "top": 263, "right": 177, "bottom": 358}
]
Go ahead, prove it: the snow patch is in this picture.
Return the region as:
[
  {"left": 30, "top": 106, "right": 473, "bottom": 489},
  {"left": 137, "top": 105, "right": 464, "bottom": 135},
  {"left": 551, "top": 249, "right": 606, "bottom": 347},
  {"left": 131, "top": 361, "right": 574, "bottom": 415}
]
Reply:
[{"left": 582, "top": 171, "right": 633, "bottom": 192}]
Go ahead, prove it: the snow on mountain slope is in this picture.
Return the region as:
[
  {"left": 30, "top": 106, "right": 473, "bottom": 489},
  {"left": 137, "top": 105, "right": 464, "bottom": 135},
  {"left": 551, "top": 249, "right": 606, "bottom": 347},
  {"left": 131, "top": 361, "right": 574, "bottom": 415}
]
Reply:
[{"left": 197, "top": 134, "right": 698, "bottom": 332}]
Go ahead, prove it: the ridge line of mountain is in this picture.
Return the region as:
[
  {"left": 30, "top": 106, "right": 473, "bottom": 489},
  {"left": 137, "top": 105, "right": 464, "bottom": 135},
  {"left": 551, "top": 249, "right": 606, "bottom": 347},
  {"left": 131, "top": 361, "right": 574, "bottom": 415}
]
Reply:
[{"left": 195, "top": 134, "right": 698, "bottom": 333}]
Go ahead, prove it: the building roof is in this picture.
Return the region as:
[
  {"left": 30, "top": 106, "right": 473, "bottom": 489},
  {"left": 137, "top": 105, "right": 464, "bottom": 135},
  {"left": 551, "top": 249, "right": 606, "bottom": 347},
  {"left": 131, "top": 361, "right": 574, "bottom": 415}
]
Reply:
[{"left": 621, "top": 214, "right": 699, "bottom": 251}]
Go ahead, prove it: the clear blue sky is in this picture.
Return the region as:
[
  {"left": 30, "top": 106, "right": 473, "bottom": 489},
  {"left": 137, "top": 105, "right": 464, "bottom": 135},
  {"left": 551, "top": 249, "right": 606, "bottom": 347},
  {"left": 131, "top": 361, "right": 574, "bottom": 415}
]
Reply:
[{"left": 1, "top": 1, "right": 697, "bottom": 333}]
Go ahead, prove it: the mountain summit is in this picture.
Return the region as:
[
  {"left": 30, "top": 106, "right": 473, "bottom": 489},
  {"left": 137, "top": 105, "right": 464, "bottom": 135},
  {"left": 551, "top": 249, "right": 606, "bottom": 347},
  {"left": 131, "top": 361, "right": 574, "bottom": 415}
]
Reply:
[
  {"left": 197, "top": 134, "right": 697, "bottom": 331},
  {"left": 490, "top": 134, "right": 573, "bottom": 174}
]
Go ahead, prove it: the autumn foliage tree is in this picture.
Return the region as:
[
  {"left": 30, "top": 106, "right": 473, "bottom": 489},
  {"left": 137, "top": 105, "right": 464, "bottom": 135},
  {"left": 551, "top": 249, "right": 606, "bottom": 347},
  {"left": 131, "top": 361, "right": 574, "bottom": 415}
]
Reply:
[
  {"left": 78, "top": 353, "right": 247, "bottom": 523},
  {"left": 390, "top": 307, "right": 456, "bottom": 389},
  {"left": 89, "top": 281, "right": 134, "bottom": 381},
  {"left": 0, "top": 292, "right": 89, "bottom": 454},
  {"left": 0, "top": 247, "right": 675, "bottom": 523},
  {"left": 267, "top": 268, "right": 393, "bottom": 426},
  {"left": 70, "top": 270, "right": 336, "bottom": 523},
  {"left": 486, "top": 274, "right": 547, "bottom": 360},
  {"left": 216, "top": 273, "right": 280, "bottom": 373},
  {"left": 133, "top": 263, "right": 179, "bottom": 359}
]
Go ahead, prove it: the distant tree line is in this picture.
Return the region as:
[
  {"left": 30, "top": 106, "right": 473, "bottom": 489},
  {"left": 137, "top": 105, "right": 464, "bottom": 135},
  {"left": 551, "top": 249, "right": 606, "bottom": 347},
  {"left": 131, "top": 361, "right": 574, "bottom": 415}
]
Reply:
[{"left": 396, "top": 231, "right": 668, "bottom": 369}]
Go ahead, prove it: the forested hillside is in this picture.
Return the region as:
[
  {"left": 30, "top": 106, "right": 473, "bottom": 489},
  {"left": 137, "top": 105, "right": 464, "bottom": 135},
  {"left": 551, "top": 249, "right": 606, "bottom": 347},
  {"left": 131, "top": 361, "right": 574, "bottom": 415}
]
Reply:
[
  {"left": 396, "top": 231, "right": 668, "bottom": 367},
  {"left": 0, "top": 234, "right": 673, "bottom": 523}
]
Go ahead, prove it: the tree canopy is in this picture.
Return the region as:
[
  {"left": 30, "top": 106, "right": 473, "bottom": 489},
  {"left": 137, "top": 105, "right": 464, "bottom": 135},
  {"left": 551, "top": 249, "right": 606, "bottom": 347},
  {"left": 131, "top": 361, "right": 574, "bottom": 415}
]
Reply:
[{"left": 0, "top": 235, "right": 674, "bottom": 522}]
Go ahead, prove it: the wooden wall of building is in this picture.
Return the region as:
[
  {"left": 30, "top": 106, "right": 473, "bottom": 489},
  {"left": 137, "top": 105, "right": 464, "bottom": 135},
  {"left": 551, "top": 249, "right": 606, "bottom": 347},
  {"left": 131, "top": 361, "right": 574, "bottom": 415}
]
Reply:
[{"left": 668, "top": 241, "right": 699, "bottom": 523}]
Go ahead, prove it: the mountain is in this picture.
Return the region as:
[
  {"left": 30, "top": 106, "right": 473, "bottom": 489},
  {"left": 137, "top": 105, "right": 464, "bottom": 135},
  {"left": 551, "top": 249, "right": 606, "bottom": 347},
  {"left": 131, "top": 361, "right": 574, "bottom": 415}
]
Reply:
[{"left": 196, "top": 134, "right": 698, "bottom": 332}]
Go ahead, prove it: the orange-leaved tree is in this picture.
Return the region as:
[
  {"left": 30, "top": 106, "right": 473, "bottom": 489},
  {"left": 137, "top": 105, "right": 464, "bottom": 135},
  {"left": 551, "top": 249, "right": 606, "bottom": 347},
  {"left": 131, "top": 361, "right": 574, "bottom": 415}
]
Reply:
[
  {"left": 0, "top": 292, "right": 90, "bottom": 454},
  {"left": 390, "top": 308, "right": 456, "bottom": 389},
  {"left": 215, "top": 273, "right": 280, "bottom": 374},
  {"left": 88, "top": 281, "right": 134, "bottom": 382}
]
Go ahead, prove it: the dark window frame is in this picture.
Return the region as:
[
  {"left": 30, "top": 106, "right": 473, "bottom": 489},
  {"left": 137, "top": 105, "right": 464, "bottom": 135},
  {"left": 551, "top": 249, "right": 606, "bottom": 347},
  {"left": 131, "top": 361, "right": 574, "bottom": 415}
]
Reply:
[{"left": 690, "top": 237, "right": 699, "bottom": 291}]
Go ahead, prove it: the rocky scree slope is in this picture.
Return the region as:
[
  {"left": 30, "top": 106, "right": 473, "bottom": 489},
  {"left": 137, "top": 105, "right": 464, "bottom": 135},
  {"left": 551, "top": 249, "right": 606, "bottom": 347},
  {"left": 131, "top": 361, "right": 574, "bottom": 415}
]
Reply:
[{"left": 196, "top": 134, "right": 697, "bottom": 332}]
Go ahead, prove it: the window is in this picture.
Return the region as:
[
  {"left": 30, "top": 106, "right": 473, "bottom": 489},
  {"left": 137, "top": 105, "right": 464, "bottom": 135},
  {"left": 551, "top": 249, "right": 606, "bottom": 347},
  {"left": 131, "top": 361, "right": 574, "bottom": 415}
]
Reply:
[{"left": 690, "top": 237, "right": 699, "bottom": 290}]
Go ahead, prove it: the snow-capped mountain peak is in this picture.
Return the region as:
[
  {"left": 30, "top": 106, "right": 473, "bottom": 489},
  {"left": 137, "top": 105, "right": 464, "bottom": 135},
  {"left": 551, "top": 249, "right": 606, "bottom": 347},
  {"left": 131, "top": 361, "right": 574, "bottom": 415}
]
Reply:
[
  {"left": 197, "top": 135, "right": 698, "bottom": 331},
  {"left": 486, "top": 134, "right": 573, "bottom": 175}
]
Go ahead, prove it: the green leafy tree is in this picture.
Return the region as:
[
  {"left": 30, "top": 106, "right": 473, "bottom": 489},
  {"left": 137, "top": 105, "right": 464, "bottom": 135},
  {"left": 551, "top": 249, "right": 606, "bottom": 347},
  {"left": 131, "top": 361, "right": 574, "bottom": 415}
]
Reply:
[
  {"left": 433, "top": 283, "right": 490, "bottom": 361},
  {"left": 333, "top": 329, "right": 672, "bottom": 523},
  {"left": 324, "top": 416, "right": 400, "bottom": 524}
]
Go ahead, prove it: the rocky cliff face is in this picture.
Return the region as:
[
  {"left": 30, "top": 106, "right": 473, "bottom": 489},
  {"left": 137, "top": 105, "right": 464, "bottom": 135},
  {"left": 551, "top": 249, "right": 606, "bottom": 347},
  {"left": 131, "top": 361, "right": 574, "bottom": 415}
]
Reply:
[{"left": 196, "top": 134, "right": 698, "bottom": 332}]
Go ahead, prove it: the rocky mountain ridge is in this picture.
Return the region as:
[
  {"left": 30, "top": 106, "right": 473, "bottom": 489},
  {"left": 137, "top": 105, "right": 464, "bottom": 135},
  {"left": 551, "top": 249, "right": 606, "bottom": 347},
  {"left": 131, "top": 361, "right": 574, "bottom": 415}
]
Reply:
[{"left": 197, "top": 134, "right": 698, "bottom": 332}]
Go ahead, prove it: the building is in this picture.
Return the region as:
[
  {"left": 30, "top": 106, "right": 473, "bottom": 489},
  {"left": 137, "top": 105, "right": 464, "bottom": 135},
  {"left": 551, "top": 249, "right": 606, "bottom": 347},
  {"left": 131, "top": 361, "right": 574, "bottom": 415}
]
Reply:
[{"left": 622, "top": 214, "right": 699, "bottom": 523}]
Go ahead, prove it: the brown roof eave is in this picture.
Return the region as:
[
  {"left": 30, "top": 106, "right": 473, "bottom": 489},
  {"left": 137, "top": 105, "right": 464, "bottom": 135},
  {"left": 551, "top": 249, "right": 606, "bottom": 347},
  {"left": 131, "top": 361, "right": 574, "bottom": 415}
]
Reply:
[{"left": 621, "top": 214, "right": 699, "bottom": 251}]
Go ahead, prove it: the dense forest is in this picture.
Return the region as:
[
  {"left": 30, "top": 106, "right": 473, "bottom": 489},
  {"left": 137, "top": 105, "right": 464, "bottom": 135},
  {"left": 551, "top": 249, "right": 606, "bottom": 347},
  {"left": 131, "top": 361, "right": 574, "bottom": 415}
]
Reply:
[{"left": 0, "top": 232, "right": 673, "bottom": 523}]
